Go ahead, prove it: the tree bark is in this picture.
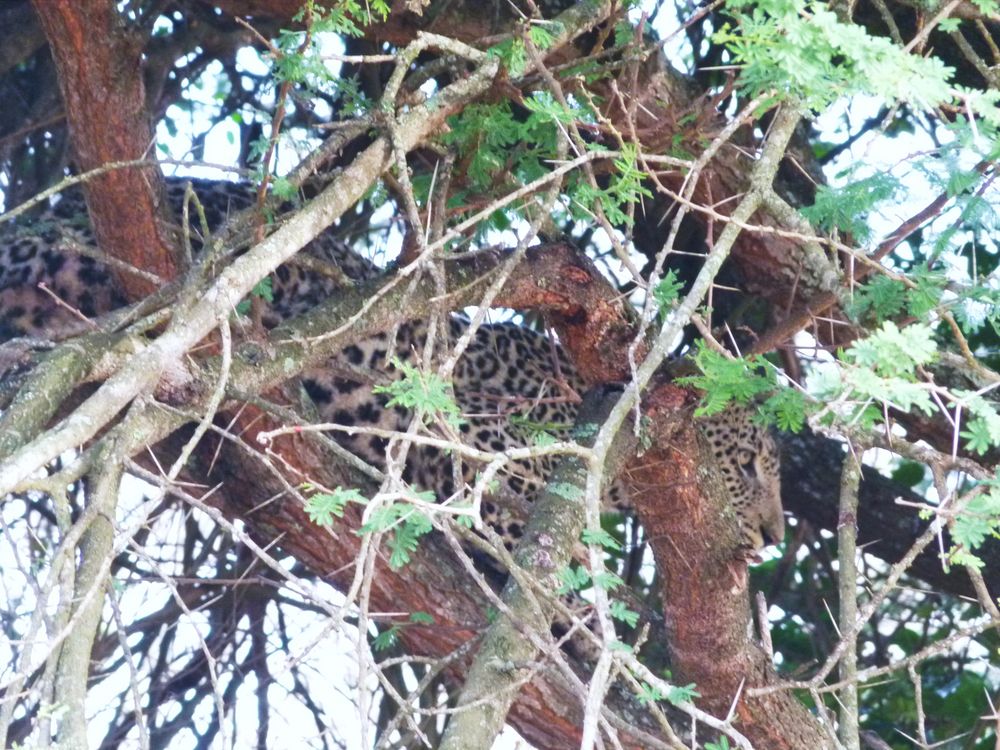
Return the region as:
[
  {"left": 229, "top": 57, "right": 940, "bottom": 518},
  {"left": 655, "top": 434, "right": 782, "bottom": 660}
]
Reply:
[
  {"left": 628, "top": 386, "right": 835, "bottom": 749},
  {"left": 32, "top": 0, "right": 177, "bottom": 299}
]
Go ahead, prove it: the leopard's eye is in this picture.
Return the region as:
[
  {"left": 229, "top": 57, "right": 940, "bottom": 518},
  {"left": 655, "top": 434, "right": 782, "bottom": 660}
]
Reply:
[{"left": 737, "top": 449, "right": 756, "bottom": 477}]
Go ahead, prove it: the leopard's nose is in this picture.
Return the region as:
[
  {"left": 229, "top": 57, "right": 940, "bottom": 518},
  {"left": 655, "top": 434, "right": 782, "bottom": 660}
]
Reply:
[{"left": 761, "top": 514, "right": 786, "bottom": 548}]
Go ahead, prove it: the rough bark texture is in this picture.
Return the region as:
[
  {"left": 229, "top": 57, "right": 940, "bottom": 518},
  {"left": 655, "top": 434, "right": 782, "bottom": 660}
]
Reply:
[
  {"left": 32, "top": 0, "right": 177, "bottom": 299},
  {"left": 627, "top": 386, "right": 835, "bottom": 749}
]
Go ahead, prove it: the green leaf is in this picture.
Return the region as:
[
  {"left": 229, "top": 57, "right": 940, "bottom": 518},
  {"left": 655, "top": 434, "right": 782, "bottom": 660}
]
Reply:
[
  {"left": 582, "top": 528, "right": 623, "bottom": 551},
  {"left": 441, "top": 100, "right": 562, "bottom": 200},
  {"left": 388, "top": 511, "right": 433, "bottom": 569},
  {"left": 409, "top": 611, "right": 434, "bottom": 625},
  {"left": 522, "top": 90, "right": 584, "bottom": 125},
  {"left": 961, "top": 418, "right": 995, "bottom": 455},
  {"left": 846, "top": 321, "right": 937, "bottom": 377},
  {"left": 848, "top": 275, "right": 907, "bottom": 322},
  {"left": 236, "top": 275, "right": 275, "bottom": 315},
  {"left": 603, "top": 144, "right": 653, "bottom": 226},
  {"left": 532, "top": 431, "right": 557, "bottom": 447},
  {"left": 374, "top": 358, "right": 464, "bottom": 428},
  {"left": 946, "top": 167, "right": 980, "bottom": 197},
  {"left": 614, "top": 20, "right": 637, "bottom": 47},
  {"left": 947, "top": 546, "right": 985, "bottom": 570},
  {"left": 270, "top": 177, "right": 296, "bottom": 201},
  {"left": 568, "top": 144, "right": 650, "bottom": 226},
  {"left": 805, "top": 362, "right": 844, "bottom": 401},
  {"left": 891, "top": 461, "right": 925, "bottom": 487},
  {"left": 489, "top": 38, "right": 528, "bottom": 77},
  {"left": 652, "top": 270, "right": 684, "bottom": 311},
  {"left": 956, "top": 391, "right": 1000, "bottom": 454},
  {"left": 846, "top": 369, "right": 935, "bottom": 415},
  {"left": 665, "top": 682, "right": 700, "bottom": 706},
  {"left": 715, "top": 0, "right": 954, "bottom": 110},
  {"left": 593, "top": 572, "right": 625, "bottom": 591},
  {"left": 527, "top": 24, "right": 556, "bottom": 50},
  {"left": 801, "top": 174, "right": 899, "bottom": 240},
  {"left": 451, "top": 504, "right": 476, "bottom": 529},
  {"left": 761, "top": 389, "right": 807, "bottom": 432},
  {"left": 557, "top": 565, "right": 592, "bottom": 594},
  {"left": 637, "top": 682, "right": 665, "bottom": 704},
  {"left": 953, "top": 488, "right": 1000, "bottom": 550},
  {"left": 305, "top": 487, "right": 366, "bottom": 526},
  {"left": 638, "top": 681, "right": 700, "bottom": 706},
  {"left": 677, "top": 344, "right": 774, "bottom": 415},
  {"left": 360, "top": 502, "right": 435, "bottom": 570},
  {"left": 373, "top": 625, "right": 400, "bottom": 651},
  {"left": 906, "top": 268, "right": 946, "bottom": 317},
  {"left": 609, "top": 599, "right": 639, "bottom": 627},
  {"left": 509, "top": 414, "right": 569, "bottom": 446}
]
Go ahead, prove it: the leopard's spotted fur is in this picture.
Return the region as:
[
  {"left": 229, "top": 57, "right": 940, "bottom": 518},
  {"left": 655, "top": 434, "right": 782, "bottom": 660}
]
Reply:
[{"left": 0, "top": 178, "right": 784, "bottom": 554}]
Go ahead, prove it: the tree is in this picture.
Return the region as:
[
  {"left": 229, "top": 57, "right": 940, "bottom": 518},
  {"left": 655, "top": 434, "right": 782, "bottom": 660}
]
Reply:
[{"left": 0, "top": 0, "right": 998, "bottom": 748}]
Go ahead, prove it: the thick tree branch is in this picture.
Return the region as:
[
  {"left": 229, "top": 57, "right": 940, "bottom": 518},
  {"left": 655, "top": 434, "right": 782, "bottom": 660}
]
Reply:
[
  {"left": 31, "top": 0, "right": 177, "bottom": 298},
  {"left": 568, "top": 104, "right": 837, "bottom": 747},
  {"left": 52, "top": 442, "right": 121, "bottom": 748},
  {"left": 438, "top": 388, "right": 637, "bottom": 750},
  {"left": 629, "top": 391, "right": 836, "bottom": 748}
]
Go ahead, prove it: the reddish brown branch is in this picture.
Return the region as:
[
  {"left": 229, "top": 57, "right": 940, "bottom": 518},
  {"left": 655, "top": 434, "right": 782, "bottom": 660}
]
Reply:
[
  {"left": 627, "top": 387, "right": 832, "bottom": 748},
  {"left": 497, "top": 246, "right": 830, "bottom": 745},
  {"left": 32, "top": 0, "right": 177, "bottom": 299}
]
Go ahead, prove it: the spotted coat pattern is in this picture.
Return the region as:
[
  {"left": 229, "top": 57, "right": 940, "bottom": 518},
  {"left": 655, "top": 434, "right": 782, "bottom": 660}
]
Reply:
[{"left": 0, "top": 179, "right": 783, "bottom": 554}]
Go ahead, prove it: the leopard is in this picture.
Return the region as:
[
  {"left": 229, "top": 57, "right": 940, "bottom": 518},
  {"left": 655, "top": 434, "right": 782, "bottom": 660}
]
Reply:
[{"left": 0, "top": 177, "right": 785, "bottom": 560}]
